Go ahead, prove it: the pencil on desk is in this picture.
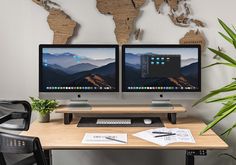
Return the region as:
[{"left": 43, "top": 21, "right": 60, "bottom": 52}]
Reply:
[
  {"left": 105, "top": 137, "right": 127, "bottom": 144},
  {"left": 154, "top": 134, "right": 175, "bottom": 138}
]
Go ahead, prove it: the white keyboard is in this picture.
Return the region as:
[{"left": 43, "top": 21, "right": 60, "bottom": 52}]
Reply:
[{"left": 96, "top": 119, "right": 132, "bottom": 125}]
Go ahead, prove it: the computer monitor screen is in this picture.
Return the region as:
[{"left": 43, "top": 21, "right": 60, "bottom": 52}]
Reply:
[
  {"left": 122, "top": 45, "right": 201, "bottom": 92},
  {"left": 39, "top": 45, "right": 119, "bottom": 94}
]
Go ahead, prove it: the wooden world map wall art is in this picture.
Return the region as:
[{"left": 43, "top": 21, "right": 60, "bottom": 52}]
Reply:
[
  {"left": 179, "top": 29, "right": 206, "bottom": 50},
  {"left": 32, "top": 0, "right": 78, "bottom": 44},
  {"left": 32, "top": 0, "right": 206, "bottom": 49}
]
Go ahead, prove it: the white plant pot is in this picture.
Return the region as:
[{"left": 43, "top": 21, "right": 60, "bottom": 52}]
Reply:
[{"left": 38, "top": 113, "right": 50, "bottom": 123}]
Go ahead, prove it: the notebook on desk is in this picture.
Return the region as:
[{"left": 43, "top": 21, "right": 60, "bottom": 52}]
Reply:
[{"left": 82, "top": 133, "right": 127, "bottom": 144}]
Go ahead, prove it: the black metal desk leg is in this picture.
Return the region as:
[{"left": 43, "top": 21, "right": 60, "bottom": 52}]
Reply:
[
  {"left": 44, "top": 150, "right": 52, "bottom": 165},
  {"left": 186, "top": 153, "right": 194, "bottom": 165},
  {"left": 186, "top": 150, "right": 207, "bottom": 165},
  {"left": 64, "top": 113, "right": 73, "bottom": 124},
  {"left": 167, "top": 113, "right": 176, "bottom": 124},
  {"left": 0, "top": 152, "right": 6, "bottom": 165}
]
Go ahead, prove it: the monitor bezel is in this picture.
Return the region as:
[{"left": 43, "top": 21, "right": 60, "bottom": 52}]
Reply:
[
  {"left": 122, "top": 44, "right": 201, "bottom": 93},
  {"left": 39, "top": 44, "right": 120, "bottom": 93}
]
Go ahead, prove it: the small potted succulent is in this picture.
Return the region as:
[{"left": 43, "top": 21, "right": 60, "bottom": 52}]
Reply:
[{"left": 30, "top": 97, "right": 58, "bottom": 123}]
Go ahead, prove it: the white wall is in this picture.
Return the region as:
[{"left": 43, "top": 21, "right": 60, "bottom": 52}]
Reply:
[{"left": 0, "top": 0, "right": 236, "bottom": 164}]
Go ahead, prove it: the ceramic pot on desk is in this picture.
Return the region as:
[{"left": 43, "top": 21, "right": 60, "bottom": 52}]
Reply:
[{"left": 38, "top": 113, "right": 50, "bottom": 123}]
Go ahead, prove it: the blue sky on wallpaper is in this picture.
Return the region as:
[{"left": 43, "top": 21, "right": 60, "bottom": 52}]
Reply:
[
  {"left": 43, "top": 48, "right": 116, "bottom": 60},
  {"left": 42, "top": 48, "right": 116, "bottom": 68}
]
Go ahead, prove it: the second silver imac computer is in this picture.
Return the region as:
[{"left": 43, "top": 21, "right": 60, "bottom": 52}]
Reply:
[{"left": 122, "top": 44, "right": 201, "bottom": 107}]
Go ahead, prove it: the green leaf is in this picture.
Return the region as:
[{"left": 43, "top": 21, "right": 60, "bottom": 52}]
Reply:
[
  {"left": 214, "top": 101, "right": 236, "bottom": 118},
  {"left": 218, "top": 18, "right": 236, "bottom": 48},
  {"left": 233, "top": 25, "right": 236, "bottom": 33},
  {"left": 206, "top": 94, "right": 236, "bottom": 103},
  {"left": 193, "top": 81, "right": 236, "bottom": 106},
  {"left": 202, "top": 62, "right": 236, "bottom": 69},
  {"left": 29, "top": 97, "right": 58, "bottom": 113},
  {"left": 219, "top": 32, "right": 234, "bottom": 45},
  {"left": 212, "top": 84, "right": 236, "bottom": 93},
  {"left": 200, "top": 105, "right": 236, "bottom": 135},
  {"left": 208, "top": 48, "right": 236, "bottom": 65},
  {"left": 193, "top": 92, "right": 220, "bottom": 106},
  {"left": 219, "top": 153, "right": 236, "bottom": 161},
  {"left": 221, "top": 123, "right": 236, "bottom": 136}
]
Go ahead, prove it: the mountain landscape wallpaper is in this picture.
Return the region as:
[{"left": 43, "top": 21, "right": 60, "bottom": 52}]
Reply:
[
  {"left": 41, "top": 47, "right": 117, "bottom": 92},
  {"left": 124, "top": 48, "right": 200, "bottom": 91}
]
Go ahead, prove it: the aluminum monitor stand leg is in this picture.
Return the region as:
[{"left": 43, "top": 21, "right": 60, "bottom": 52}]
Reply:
[
  {"left": 68, "top": 100, "right": 92, "bottom": 109},
  {"left": 152, "top": 100, "right": 174, "bottom": 109},
  {"left": 152, "top": 100, "right": 176, "bottom": 124}
]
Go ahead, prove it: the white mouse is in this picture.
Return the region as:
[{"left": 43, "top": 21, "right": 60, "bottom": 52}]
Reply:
[{"left": 144, "top": 119, "right": 152, "bottom": 125}]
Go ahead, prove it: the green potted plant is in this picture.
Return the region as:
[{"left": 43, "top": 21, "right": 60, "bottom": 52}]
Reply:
[
  {"left": 193, "top": 18, "right": 236, "bottom": 136},
  {"left": 192, "top": 18, "right": 236, "bottom": 162},
  {"left": 30, "top": 97, "right": 58, "bottom": 123}
]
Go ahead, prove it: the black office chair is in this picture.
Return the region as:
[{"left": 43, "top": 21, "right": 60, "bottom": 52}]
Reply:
[{"left": 0, "top": 100, "right": 47, "bottom": 165}]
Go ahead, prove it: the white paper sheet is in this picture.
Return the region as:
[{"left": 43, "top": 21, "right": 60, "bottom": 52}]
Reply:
[
  {"left": 133, "top": 128, "right": 195, "bottom": 146},
  {"left": 82, "top": 133, "right": 127, "bottom": 144}
]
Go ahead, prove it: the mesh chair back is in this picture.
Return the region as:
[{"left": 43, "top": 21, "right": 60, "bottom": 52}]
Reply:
[
  {"left": 0, "top": 100, "right": 31, "bottom": 131},
  {"left": 0, "top": 132, "right": 47, "bottom": 165}
]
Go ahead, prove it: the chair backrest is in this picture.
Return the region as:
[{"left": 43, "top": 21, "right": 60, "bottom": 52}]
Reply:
[
  {"left": 0, "top": 100, "right": 47, "bottom": 165},
  {"left": 0, "top": 100, "right": 32, "bottom": 131},
  {"left": 0, "top": 132, "right": 47, "bottom": 165}
]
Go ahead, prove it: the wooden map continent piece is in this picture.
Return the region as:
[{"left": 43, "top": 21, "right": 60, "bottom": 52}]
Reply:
[
  {"left": 47, "top": 8, "right": 77, "bottom": 44},
  {"left": 96, "top": 0, "right": 146, "bottom": 44},
  {"left": 153, "top": 0, "right": 205, "bottom": 28},
  {"left": 153, "top": 0, "right": 179, "bottom": 13},
  {"left": 134, "top": 28, "right": 143, "bottom": 40},
  {"left": 169, "top": 12, "right": 189, "bottom": 27},
  {"left": 153, "top": 0, "right": 165, "bottom": 13},
  {"left": 32, "top": 0, "right": 77, "bottom": 44},
  {"left": 167, "top": 0, "right": 178, "bottom": 11},
  {"left": 190, "top": 19, "right": 205, "bottom": 27},
  {"left": 179, "top": 29, "right": 206, "bottom": 50}
]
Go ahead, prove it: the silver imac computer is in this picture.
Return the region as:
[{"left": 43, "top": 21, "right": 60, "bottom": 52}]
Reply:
[
  {"left": 122, "top": 44, "right": 201, "bottom": 108},
  {"left": 39, "top": 44, "right": 119, "bottom": 107}
]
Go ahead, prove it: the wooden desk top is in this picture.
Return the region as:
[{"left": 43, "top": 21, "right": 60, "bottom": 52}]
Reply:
[
  {"left": 55, "top": 104, "right": 186, "bottom": 114},
  {"left": 20, "top": 117, "right": 228, "bottom": 150}
]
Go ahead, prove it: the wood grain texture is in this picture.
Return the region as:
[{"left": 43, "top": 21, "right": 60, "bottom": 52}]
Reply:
[
  {"left": 179, "top": 29, "right": 206, "bottom": 50},
  {"left": 32, "top": 0, "right": 77, "bottom": 44},
  {"left": 47, "top": 8, "right": 77, "bottom": 44},
  {"left": 96, "top": 0, "right": 146, "bottom": 44},
  {"left": 32, "top": 0, "right": 44, "bottom": 7},
  {"left": 191, "top": 19, "right": 205, "bottom": 27},
  {"left": 153, "top": 0, "right": 178, "bottom": 12},
  {"left": 55, "top": 104, "right": 186, "bottom": 114},
  {"left": 167, "top": 0, "right": 178, "bottom": 11},
  {"left": 20, "top": 117, "right": 228, "bottom": 150},
  {"left": 168, "top": 12, "right": 189, "bottom": 27}
]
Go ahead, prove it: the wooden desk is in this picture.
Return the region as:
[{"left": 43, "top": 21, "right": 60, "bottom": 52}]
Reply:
[{"left": 20, "top": 117, "right": 228, "bottom": 165}]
